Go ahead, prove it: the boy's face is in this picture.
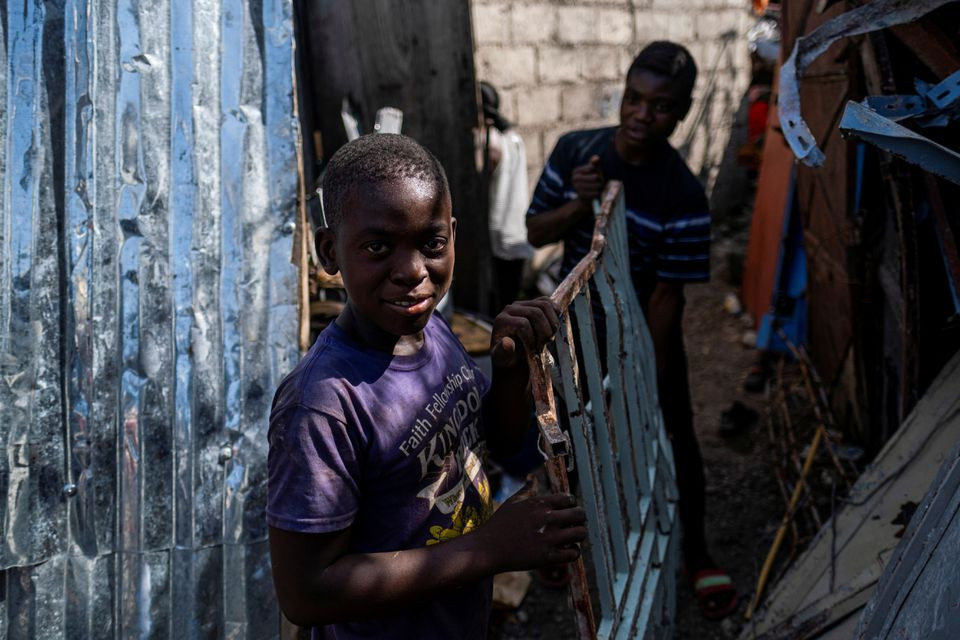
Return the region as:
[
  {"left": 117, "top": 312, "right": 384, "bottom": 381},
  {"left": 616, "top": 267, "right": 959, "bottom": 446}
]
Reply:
[
  {"left": 317, "top": 178, "right": 456, "bottom": 349},
  {"left": 618, "top": 69, "right": 689, "bottom": 155}
]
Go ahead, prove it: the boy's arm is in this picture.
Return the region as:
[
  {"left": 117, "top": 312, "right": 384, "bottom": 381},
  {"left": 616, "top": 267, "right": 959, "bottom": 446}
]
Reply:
[
  {"left": 526, "top": 198, "right": 592, "bottom": 247},
  {"left": 483, "top": 298, "right": 560, "bottom": 455},
  {"left": 526, "top": 155, "right": 604, "bottom": 247},
  {"left": 269, "top": 487, "right": 584, "bottom": 627}
]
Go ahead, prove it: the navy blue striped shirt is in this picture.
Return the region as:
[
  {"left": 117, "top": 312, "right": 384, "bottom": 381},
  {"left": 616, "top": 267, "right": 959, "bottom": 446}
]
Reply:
[{"left": 528, "top": 127, "right": 710, "bottom": 306}]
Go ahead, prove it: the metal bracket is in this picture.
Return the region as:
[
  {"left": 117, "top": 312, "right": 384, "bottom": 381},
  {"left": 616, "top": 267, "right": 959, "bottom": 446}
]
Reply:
[
  {"left": 839, "top": 100, "right": 960, "bottom": 185},
  {"left": 927, "top": 69, "right": 960, "bottom": 109},
  {"left": 779, "top": 0, "right": 955, "bottom": 166},
  {"left": 864, "top": 95, "right": 926, "bottom": 121}
]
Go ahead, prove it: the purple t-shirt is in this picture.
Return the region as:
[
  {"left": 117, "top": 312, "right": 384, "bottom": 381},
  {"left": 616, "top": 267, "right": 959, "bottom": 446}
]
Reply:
[{"left": 267, "top": 314, "right": 493, "bottom": 639}]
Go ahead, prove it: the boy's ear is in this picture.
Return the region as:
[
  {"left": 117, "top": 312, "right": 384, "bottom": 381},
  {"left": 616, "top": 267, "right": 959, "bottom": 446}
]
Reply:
[{"left": 314, "top": 227, "right": 340, "bottom": 276}]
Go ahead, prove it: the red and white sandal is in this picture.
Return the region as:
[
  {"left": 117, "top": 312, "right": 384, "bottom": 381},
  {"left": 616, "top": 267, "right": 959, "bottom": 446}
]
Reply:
[{"left": 692, "top": 568, "right": 738, "bottom": 620}]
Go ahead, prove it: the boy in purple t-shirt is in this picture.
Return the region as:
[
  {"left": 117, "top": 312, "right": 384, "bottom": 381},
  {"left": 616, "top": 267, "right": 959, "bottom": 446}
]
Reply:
[{"left": 267, "top": 134, "right": 586, "bottom": 638}]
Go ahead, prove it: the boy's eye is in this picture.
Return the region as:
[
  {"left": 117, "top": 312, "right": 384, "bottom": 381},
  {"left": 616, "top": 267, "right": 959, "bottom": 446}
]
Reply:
[
  {"left": 654, "top": 100, "right": 675, "bottom": 114},
  {"left": 424, "top": 237, "right": 448, "bottom": 253},
  {"left": 363, "top": 241, "right": 388, "bottom": 255}
]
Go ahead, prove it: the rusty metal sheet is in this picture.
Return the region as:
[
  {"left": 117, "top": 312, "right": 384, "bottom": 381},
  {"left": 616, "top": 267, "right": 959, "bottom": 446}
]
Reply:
[
  {"left": 0, "top": 0, "right": 300, "bottom": 637},
  {"left": 741, "top": 75, "right": 797, "bottom": 329}
]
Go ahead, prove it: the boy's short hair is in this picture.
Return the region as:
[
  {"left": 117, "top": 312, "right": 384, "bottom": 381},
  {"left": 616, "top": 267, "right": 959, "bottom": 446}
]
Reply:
[
  {"left": 321, "top": 134, "right": 449, "bottom": 231},
  {"left": 627, "top": 41, "right": 697, "bottom": 105}
]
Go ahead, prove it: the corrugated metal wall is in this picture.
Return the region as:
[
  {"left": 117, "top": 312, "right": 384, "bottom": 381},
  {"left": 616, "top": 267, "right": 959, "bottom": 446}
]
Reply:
[{"left": 0, "top": 0, "right": 299, "bottom": 637}]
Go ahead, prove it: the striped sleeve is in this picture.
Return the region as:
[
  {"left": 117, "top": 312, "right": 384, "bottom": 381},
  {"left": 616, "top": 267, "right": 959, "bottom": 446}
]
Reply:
[
  {"left": 655, "top": 203, "right": 711, "bottom": 283},
  {"left": 527, "top": 143, "right": 574, "bottom": 217}
]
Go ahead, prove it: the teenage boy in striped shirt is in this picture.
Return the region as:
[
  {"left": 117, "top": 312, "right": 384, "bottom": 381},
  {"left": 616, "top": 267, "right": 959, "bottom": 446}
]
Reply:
[{"left": 526, "top": 41, "right": 737, "bottom": 620}]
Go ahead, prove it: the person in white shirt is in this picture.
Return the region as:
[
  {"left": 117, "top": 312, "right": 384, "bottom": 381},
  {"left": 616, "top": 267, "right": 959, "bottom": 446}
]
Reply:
[{"left": 479, "top": 81, "right": 534, "bottom": 309}]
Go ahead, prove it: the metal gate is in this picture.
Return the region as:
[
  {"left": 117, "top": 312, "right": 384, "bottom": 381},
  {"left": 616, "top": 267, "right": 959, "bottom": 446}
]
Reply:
[{"left": 529, "top": 182, "right": 680, "bottom": 639}]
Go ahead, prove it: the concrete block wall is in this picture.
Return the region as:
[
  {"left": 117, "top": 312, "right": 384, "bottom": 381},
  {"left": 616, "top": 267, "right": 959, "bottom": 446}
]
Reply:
[{"left": 472, "top": 0, "right": 754, "bottom": 204}]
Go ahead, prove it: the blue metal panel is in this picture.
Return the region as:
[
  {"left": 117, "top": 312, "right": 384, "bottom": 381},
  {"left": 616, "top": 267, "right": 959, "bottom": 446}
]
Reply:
[
  {"left": 839, "top": 100, "right": 960, "bottom": 185},
  {"left": 555, "top": 313, "right": 618, "bottom": 620}
]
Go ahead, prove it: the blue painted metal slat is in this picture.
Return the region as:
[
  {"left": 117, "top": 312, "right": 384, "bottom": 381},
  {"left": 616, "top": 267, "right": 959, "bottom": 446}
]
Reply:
[{"left": 529, "top": 182, "right": 679, "bottom": 639}]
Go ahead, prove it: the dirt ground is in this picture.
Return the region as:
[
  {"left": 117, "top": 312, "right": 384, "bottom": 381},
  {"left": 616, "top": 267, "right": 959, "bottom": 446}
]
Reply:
[
  {"left": 489, "top": 227, "right": 785, "bottom": 639},
  {"left": 673, "top": 236, "right": 784, "bottom": 640}
]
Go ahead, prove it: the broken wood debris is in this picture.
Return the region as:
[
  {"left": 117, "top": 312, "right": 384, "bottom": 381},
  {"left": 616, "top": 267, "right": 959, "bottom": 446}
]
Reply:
[{"left": 746, "top": 331, "right": 861, "bottom": 621}]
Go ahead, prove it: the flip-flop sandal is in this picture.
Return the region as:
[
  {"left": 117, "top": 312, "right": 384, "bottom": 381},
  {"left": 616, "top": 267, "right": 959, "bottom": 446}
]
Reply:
[{"left": 693, "top": 569, "right": 738, "bottom": 620}]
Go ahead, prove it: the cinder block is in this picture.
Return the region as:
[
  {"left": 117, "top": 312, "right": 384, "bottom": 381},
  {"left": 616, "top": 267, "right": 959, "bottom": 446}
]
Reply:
[
  {"left": 636, "top": 11, "right": 695, "bottom": 43},
  {"left": 697, "top": 39, "right": 726, "bottom": 71},
  {"left": 597, "top": 8, "right": 634, "bottom": 44},
  {"left": 619, "top": 47, "right": 639, "bottom": 76},
  {"left": 537, "top": 46, "right": 581, "bottom": 83},
  {"left": 557, "top": 6, "right": 597, "bottom": 44},
  {"left": 517, "top": 85, "right": 563, "bottom": 127},
  {"left": 473, "top": 3, "right": 511, "bottom": 45},
  {"left": 477, "top": 46, "right": 537, "bottom": 88},
  {"left": 681, "top": 127, "right": 707, "bottom": 173},
  {"left": 598, "top": 82, "right": 624, "bottom": 120},
  {"left": 730, "top": 39, "right": 751, "bottom": 76},
  {"left": 512, "top": 3, "right": 557, "bottom": 43},
  {"left": 561, "top": 84, "right": 602, "bottom": 121},
  {"left": 497, "top": 86, "right": 521, "bottom": 125},
  {"left": 581, "top": 46, "right": 622, "bottom": 81},
  {"left": 651, "top": 0, "right": 721, "bottom": 8},
  {"left": 695, "top": 10, "right": 742, "bottom": 41},
  {"left": 710, "top": 83, "right": 743, "bottom": 128},
  {"left": 516, "top": 127, "right": 544, "bottom": 170}
]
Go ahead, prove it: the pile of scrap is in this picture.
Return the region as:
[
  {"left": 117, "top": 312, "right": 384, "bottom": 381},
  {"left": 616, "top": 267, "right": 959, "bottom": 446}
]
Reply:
[
  {"left": 739, "top": 0, "right": 960, "bottom": 636},
  {"left": 740, "top": 349, "right": 960, "bottom": 639},
  {"left": 743, "top": 0, "right": 960, "bottom": 453},
  {"left": 747, "top": 344, "right": 861, "bottom": 623}
]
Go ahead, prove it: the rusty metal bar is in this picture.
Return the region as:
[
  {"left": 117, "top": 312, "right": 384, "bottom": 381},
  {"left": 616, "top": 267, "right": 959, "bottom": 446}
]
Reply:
[{"left": 555, "top": 313, "right": 618, "bottom": 618}]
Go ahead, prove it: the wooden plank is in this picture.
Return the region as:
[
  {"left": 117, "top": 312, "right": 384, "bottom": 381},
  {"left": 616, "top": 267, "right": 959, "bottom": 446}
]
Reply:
[
  {"left": 742, "top": 350, "right": 960, "bottom": 639},
  {"left": 889, "top": 21, "right": 960, "bottom": 80},
  {"left": 741, "top": 63, "right": 795, "bottom": 329}
]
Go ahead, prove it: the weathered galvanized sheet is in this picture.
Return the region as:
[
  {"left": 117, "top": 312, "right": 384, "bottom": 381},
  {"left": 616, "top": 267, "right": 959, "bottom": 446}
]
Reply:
[
  {"left": 529, "top": 183, "right": 679, "bottom": 639},
  {"left": 0, "top": 0, "right": 299, "bottom": 637}
]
